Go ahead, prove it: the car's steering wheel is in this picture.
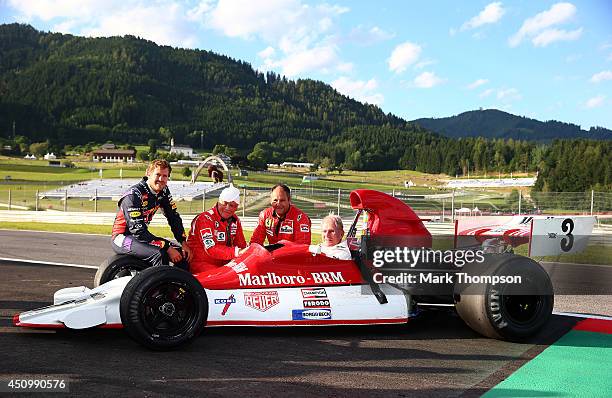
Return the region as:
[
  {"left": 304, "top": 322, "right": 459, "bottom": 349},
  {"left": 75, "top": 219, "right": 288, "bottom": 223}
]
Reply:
[{"left": 264, "top": 243, "right": 285, "bottom": 252}]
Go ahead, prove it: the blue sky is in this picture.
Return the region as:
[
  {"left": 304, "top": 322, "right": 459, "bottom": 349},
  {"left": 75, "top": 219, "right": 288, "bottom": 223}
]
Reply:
[{"left": 1, "top": 0, "right": 611, "bottom": 129}]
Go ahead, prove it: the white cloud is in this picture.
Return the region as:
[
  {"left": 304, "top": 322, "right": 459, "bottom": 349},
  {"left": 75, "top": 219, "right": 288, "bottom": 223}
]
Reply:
[
  {"left": 347, "top": 25, "right": 394, "bottom": 45},
  {"left": 585, "top": 95, "right": 606, "bottom": 108},
  {"left": 497, "top": 88, "right": 521, "bottom": 101},
  {"left": 83, "top": 4, "right": 198, "bottom": 48},
  {"left": 480, "top": 88, "right": 494, "bottom": 98},
  {"left": 276, "top": 45, "right": 340, "bottom": 77},
  {"left": 414, "top": 59, "right": 436, "bottom": 70},
  {"left": 461, "top": 2, "right": 505, "bottom": 31},
  {"left": 8, "top": 0, "right": 199, "bottom": 48},
  {"left": 331, "top": 76, "right": 384, "bottom": 105},
  {"left": 203, "top": 0, "right": 349, "bottom": 77},
  {"left": 258, "top": 46, "right": 276, "bottom": 59},
  {"left": 414, "top": 71, "right": 444, "bottom": 88},
  {"left": 509, "top": 2, "right": 579, "bottom": 47},
  {"left": 590, "top": 70, "right": 612, "bottom": 83},
  {"left": 8, "top": 0, "right": 115, "bottom": 21},
  {"left": 388, "top": 41, "right": 422, "bottom": 74},
  {"left": 532, "top": 27, "right": 582, "bottom": 47},
  {"left": 467, "top": 79, "right": 489, "bottom": 89}
]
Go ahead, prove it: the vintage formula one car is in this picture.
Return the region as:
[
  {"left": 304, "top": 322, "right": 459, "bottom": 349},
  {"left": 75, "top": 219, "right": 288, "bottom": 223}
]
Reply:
[{"left": 14, "top": 189, "right": 555, "bottom": 350}]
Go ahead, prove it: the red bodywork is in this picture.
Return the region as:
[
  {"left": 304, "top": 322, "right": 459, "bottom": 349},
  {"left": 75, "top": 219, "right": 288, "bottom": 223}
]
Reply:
[{"left": 194, "top": 189, "right": 432, "bottom": 290}]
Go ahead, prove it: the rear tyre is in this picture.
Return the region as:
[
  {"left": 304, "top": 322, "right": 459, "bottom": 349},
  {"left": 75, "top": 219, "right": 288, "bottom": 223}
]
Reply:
[
  {"left": 94, "top": 254, "right": 150, "bottom": 287},
  {"left": 454, "top": 254, "right": 553, "bottom": 341},
  {"left": 120, "top": 266, "right": 208, "bottom": 350}
]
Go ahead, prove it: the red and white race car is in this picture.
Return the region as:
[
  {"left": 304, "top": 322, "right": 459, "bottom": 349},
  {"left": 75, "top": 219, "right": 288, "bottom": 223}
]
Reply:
[{"left": 14, "top": 189, "right": 558, "bottom": 350}]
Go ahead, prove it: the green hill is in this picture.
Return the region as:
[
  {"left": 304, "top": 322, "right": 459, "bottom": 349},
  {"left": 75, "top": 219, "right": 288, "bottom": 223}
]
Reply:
[{"left": 412, "top": 109, "right": 612, "bottom": 141}]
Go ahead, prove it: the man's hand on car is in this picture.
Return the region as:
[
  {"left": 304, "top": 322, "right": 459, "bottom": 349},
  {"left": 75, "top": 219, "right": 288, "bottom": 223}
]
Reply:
[
  {"left": 181, "top": 241, "right": 193, "bottom": 262},
  {"left": 167, "top": 247, "right": 183, "bottom": 263}
]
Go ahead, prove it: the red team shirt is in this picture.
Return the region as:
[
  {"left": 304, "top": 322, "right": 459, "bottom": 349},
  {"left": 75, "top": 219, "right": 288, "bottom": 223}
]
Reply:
[
  {"left": 187, "top": 205, "right": 247, "bottom": 273},
  {"left": 250, "top": 205, "right": 312, "bottom": 245}
]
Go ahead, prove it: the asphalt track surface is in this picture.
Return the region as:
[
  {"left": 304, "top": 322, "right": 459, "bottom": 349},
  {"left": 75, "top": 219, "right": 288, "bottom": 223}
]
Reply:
[{"left": 0, "top": 230, "right": 610, "bottom": 397}]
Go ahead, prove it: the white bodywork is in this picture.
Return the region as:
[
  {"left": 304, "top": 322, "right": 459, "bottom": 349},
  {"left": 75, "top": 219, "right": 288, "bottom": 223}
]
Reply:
[{"left": 16, "top": 278, "right": 409, "bottom": 329}]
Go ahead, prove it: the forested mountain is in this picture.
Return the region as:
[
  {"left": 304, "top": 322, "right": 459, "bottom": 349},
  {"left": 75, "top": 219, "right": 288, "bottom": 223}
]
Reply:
[
  {"left": 0, "top": 23, "right": 405, "bottom": 149},
  {"left": 412, "top": 109, "right": 612, "bottom": 141},
  {"left": 0, "top": 24, "right": 610, "bottom": 191}
]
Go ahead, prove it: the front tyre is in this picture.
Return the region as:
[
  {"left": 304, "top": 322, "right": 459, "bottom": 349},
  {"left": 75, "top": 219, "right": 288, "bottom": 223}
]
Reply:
[
  {"left": 454, "top": 254, "right": 553, "bottom": 341},
  {"left": 120, "top": 266, "right": 208, "bottom": 350}
]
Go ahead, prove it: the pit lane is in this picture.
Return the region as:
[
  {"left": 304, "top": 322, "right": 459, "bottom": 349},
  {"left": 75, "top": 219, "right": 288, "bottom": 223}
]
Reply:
[{"left": 0, "top": 230, "right": 610, "bottom": 397}]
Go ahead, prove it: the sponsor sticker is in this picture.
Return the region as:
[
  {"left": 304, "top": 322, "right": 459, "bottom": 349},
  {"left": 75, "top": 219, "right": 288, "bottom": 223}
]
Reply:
[
  {"left": 228, "top": 261, "right": 247, "bottom": 273},
  {"left": 200, "top": 228, "right": 213, "bottom": 239},
  {"left": 216, "top": 231, "right": 226, "bottom": 241},
  {"left": 292, "top": 309, "right": 332, "bottom": 320},
  {"left": 214, "top": 294, "right": 236, "bottom": 316},
  {"left": 230, "top": 224, "right": 237, "bottom": 235},
  {"left": 129, "top": 211, "right": 141, "bottom": 217},
  {"left": 303, "top": 299, "right": 330, "bottom": 308},
  {"left": 279, "top": 221, "right": 293, "bottom": 234},
  {"left": 244, "top": 291, "right": 279, "bottom": 312},
  {"left": 300, "top": 224, "right": 310, "bottom": 232},
  {"left": 301, "top": 288, "right": 328, "bottom": 299},
  {"left": 214, "top": 296, "right": 236, "bottom": 305},
  {"left": 203, "top": 238, "right": 215, "bottom": 249},
  {"left": 142, "top": 201, "right": 148, "bottom": 206}
]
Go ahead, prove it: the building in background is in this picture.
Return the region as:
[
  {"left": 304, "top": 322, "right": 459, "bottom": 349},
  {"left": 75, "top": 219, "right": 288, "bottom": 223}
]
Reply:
[{"left": 92, "top": 149, "right": 136, "bottom": 162}]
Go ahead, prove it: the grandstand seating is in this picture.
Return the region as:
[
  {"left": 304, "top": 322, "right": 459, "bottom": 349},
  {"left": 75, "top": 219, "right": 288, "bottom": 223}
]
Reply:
[{"left": 39, "top": 179, "right": 227, "bottom": 201}]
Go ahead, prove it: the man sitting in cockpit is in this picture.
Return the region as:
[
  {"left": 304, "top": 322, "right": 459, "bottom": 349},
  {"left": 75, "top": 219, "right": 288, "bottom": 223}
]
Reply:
[{"left": 308, "top": 214, "right": 352, "bottom": 260}]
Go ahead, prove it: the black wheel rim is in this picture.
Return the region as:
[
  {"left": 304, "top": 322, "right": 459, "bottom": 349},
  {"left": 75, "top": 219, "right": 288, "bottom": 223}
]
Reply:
[
  {"left": 502, "top": 295, "right": 542, "bottom": 324},
  {"left": 140, "top": 280, "right": 199, "bottom": 338}
]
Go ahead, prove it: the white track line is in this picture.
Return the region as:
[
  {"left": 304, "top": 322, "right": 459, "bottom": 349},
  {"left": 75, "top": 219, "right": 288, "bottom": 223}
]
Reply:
[
  {"left": 0, "top": 257, "right": 97, "bottom": 270},
  {"left": 553, "top": 311, "right": 612, "bottom": 320}
]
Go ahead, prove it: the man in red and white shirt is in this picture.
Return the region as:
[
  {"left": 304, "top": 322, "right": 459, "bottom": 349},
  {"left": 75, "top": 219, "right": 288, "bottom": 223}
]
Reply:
[
  {"left": 250, "top": 184, "right": 312, "bottom": 246},
  {"left": 187, "top": 184, "right": 248, "bottom": 274}
]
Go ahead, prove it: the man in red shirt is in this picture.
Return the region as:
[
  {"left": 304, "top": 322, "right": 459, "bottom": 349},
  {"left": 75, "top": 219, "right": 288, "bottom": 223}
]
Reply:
[
  {"left": 250, "top": 184, "right": 312, "bottom": 246},
  {"left": 187, "top": 184, "right": 248, "bottom": 273}
]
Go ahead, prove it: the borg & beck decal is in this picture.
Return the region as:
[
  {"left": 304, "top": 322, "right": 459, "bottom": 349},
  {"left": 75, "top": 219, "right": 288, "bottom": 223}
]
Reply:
[
  {"left": 244, "top": 291, "right": 279, "bottom": 312},
  {"left": 292, "top": 309, "right": 332, "bottom": 320}
]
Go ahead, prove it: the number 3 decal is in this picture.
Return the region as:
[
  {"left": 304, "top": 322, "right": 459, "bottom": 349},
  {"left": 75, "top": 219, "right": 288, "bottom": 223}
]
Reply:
[{"left": 560, "top": 218, "right": 574, "bottom": 252}]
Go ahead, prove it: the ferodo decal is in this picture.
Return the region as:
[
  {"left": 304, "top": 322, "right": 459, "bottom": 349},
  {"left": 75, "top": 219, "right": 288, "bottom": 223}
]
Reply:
[
  {"left": 129, "top": 211, "right": 142, "bottom": 217},
  {"left": 301, "top": 288, "right": 327, "bottom": 299},
  {"left": 292, "top": 309, "right": 332, "bottom": 320},
  {"left": 244, "top": 291, "right": 279, "bottom": 312},
  {"left": 238, "top": 272, "right": 345, "bottom": 287},
  {"left": 303, "top": 299, "right": 330, "bottom": 308}
]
